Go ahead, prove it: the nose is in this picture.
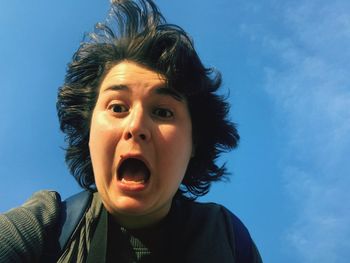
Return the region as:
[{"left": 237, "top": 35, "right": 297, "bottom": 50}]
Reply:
[{"left": 123, "top": 106, "right": 151, "bottom": 142}]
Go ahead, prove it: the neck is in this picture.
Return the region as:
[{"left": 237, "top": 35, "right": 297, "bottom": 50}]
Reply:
[{"left": 110, "top": 202, "right": 172, "bottom": 230}]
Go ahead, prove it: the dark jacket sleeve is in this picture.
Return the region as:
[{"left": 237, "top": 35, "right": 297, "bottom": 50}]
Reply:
[
  {"left": 0, "top": 191, "right": 61, "bottom": 262},
  {"left": 251, "top": 242, "right": 263, "bottom": 263},
  {"left": 221, "top": 206, "right": 263, "bottom": 263},
  {"left": 175, "top": 200, "right": 262, "bottom": 262}
]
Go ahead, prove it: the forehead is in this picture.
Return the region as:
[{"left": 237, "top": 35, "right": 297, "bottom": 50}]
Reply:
[{"left": 100, "top": 61, "right": 166, "bottom": 91}]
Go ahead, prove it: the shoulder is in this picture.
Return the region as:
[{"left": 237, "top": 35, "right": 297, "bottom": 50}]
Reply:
[
  {"left": 172, "top": 199, "right": 246, "bottom": 244},
  {"left": 0, "top": 190, "right": 62, "bottom": 262},
  {"left": 181, "top": 200, "right": 250, "bottom": 238},
  {"left": 173, "top": 199, "right": 263, "bottom": 263},
  {"left": 177, "top": 199, "right": 245, "bottom": 227},
  {"left": 2, "top": 190, "right": 62, "bottom": 228}
]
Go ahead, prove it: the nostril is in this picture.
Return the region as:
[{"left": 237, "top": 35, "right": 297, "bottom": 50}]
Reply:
[
  {"left": 124, "top": 130, "right": 149, "bottom": 141},
  {"left": 126, "top": 132, "right": 132, "bottom": 139}
]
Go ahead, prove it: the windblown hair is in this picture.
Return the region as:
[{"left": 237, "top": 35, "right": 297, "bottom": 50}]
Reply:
[{"left": 57, "top": 0, "right": 239, "bottom": 199}]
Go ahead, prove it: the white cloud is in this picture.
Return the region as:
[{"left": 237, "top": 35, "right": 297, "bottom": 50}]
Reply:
[{"left": 262, "top": 0, "right": 350, "bottom": 262}]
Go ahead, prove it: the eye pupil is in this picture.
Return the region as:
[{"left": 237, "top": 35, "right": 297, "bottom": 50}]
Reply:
[
  {"left": 112, "top": 104, "right": 126, "bottom": 113},
  {"left": 155, "top": 108, "right": 172, "bottom": 118},
  {"left": 159, "top": 109, "right": 167, "bottom": 117}
]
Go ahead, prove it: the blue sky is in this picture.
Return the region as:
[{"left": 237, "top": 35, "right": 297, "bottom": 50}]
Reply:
[{"left": 1, "top": 0, "right": 350, "bottom": 262}]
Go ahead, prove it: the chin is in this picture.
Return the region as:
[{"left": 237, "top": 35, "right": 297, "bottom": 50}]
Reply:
[{"left": 108, "top": 195, "right": 153, "bottom": 216}]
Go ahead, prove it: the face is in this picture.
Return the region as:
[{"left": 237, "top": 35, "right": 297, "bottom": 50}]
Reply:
[{"left": 89, "top": 61, "right": 193, "bottom": 228}]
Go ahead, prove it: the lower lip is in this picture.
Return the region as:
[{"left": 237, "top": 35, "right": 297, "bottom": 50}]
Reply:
[{"left": 117, "top": 179, "right": 149, "bottom": 192}]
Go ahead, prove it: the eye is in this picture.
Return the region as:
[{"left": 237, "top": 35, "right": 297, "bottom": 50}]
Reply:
[
  {"left": 153, "top": 108, "right": 174, "bottom": 119},
  {"left": 109, "top": 104, "right": 128, "bottom": 113}
]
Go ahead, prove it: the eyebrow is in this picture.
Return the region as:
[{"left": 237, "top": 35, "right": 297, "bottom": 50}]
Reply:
[
  {"left": 153, "top": 86, "right": 184, "bottom": 101},
  {"left": 104, "top": 85, "right": 184, "bottom": 101},
  {"left": 104, "top": 85, "right": 129, "bottom": 92}
]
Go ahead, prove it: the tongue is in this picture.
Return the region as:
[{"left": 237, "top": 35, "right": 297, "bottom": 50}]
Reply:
[
  {"left": 122, "top": 171, "right": 147, "bottom": 183},
  {"left": 118, "top": 158, "right": 150, "bottom": 183}
]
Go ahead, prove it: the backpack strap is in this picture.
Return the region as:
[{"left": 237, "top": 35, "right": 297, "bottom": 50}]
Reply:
[
  {"left": 229, "top": 212, "right": 253, "bottom": 263},
  {"left": 58, "top": 190, "right": 92, "bottom": 251}
]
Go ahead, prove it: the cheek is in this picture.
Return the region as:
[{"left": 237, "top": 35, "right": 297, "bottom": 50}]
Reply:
[
  {"left": 89, "top": 113, "right": 121, "bottom": 172},
  {"left": 157, "top": 123, "right": 193, "bottom": 171}
]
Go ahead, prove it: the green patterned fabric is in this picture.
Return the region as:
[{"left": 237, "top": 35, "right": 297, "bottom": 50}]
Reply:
[{"left": 0, "top": 191, "right": 61, "bottom": 262}]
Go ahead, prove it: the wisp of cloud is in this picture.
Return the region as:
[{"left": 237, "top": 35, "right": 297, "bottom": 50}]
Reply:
[{"left": 263, "top": 0, "right": 350, "bottom": 262}]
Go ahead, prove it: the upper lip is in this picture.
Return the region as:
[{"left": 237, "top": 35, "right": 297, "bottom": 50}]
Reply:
[{"left": 117, "top": 153, "right": 151, "bottom": 179}]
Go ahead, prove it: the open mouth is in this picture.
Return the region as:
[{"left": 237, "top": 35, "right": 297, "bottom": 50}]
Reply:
[{"left": 117, "top": 158, "right": 151, "bottom": 184}]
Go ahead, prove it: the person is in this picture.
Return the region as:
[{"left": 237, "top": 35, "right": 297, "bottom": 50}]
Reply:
[{"left": 0, "top": 0, "right": 262, "bottom": 262}]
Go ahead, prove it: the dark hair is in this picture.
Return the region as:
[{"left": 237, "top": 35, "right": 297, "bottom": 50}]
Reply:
[{"left": 57, "top": 0, "right": 239, "bottom": 199}]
